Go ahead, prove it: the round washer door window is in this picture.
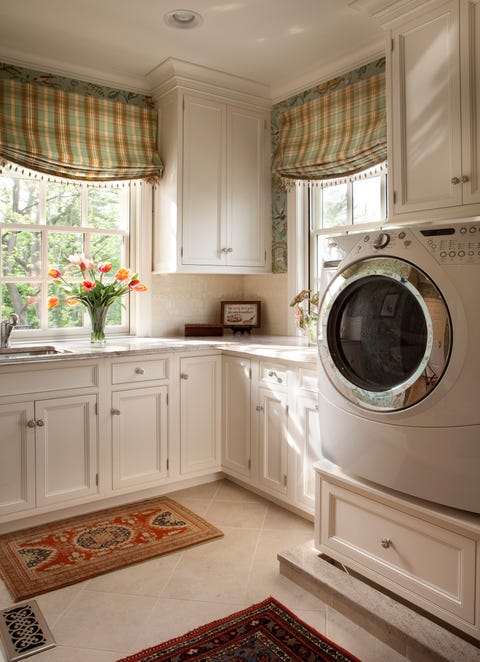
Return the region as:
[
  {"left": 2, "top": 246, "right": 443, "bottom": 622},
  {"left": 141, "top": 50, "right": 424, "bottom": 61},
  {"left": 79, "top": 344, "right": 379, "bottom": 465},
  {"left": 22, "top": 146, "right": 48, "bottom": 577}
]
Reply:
[{"left": 318, "top": 257, "right": 451, "bottom": 411}]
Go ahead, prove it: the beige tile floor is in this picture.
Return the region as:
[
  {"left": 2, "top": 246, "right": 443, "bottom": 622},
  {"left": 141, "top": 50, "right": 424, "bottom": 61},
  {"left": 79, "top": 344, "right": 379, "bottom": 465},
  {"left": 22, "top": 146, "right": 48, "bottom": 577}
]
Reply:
[{"left": 0, "top": 479, "right": 408, "bottom": 661}]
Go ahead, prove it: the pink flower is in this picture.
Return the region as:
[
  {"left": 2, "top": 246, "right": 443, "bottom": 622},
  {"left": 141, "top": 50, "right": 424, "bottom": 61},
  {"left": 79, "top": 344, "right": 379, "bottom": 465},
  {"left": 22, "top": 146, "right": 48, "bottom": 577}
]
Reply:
[
  {"left": 82, "top": 280, "right": 96, "bottom": 291},
  {"left": 98, "top": 262, "right": 112, "bottom": 273},
  {"left": 68, "top": 253, "right": 95, "bottom": 271}
]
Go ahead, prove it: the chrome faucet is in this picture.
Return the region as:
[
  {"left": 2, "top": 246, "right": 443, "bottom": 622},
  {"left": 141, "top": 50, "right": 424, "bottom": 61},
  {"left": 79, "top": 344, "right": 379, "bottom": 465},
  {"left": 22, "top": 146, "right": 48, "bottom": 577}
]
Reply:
[{"left": 0, "top": 313, "right": 19, "bottom": 348}]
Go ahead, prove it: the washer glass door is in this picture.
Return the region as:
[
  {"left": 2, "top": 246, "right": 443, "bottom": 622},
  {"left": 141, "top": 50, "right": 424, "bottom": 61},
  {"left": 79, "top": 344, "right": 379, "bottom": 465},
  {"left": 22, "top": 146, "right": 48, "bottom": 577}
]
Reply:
[{"left": 318, "top": 257, "right": 451, "bottom": 411}]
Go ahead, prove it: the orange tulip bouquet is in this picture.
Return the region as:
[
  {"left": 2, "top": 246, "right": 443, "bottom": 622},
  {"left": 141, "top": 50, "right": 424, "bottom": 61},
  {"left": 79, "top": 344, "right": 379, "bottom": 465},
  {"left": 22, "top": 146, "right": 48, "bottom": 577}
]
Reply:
[{"left": 48, "top": 253, "right": 147, "bottom": 343}]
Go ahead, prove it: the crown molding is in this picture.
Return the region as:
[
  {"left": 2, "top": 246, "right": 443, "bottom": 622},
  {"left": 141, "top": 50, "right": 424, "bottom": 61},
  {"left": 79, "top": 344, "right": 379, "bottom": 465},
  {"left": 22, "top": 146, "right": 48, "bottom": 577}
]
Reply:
[
  {"left": 271, "top": 39, "right": 385, "bottom": 104},
  {"left": 348, "top": 0, "right": 433, "bottom": 25},
  {"left": 146, "top": 57, "right": 271, "bottom": 108},
  {"left": 0, "top": 47, "right": 151, "bottom": 95}
]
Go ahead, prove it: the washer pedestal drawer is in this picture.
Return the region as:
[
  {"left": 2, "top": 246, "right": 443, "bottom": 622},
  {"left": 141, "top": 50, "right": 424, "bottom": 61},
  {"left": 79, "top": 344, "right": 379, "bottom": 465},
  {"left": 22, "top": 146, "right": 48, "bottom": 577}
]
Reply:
[{"left": 314, "top": 462, "right": 480, "bottom": 640}]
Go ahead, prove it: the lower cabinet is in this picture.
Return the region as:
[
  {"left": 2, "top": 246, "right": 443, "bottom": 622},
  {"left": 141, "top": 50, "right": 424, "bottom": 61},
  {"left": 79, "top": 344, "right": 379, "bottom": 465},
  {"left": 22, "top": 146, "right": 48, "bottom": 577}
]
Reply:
[
  {"left": 222, "top": 354, "right": 319, "bottom": 514},
  {"left": 0, "top": 394, "right": 98, "bottom": 517},
  {"left": 255, "top": 384, "right": 289, "bottom": 498},
  {"left": 180, "top": 354, "right": 222, "bottom": 475},
  {"left": 111, "top": 386, "right": 168, "bottom": 489}
]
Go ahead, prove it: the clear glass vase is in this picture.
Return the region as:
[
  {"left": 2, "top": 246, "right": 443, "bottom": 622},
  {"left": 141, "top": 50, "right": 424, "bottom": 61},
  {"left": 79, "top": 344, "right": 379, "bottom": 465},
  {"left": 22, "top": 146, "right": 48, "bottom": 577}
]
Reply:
[{"left": 87, "top": 304, "right": 109, "bottom": 345}]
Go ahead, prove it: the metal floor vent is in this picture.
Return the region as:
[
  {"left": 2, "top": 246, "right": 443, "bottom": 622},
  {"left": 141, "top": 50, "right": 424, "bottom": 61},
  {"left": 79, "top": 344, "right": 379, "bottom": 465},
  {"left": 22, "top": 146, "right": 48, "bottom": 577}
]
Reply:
[{"left": 0, "top": 600, "right": 55, "bottom": 661}]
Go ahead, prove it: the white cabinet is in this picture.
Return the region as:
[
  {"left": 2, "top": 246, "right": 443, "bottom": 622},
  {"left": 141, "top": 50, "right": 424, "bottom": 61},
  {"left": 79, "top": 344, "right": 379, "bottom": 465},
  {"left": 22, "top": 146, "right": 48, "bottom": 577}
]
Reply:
[
  {"left": 152, "top": 61, "right": 271, "bottom": 274},
  {"left": 222, "top": 355, "right": 252, "bottom": 480},
  {"left": 111, "top": 386, "right": 168, "bottom": 490},
  {"left": 388, "top": 0, "right": 480, "bottom": 218},
  {"left": 255, "top": 384, "right": 289, "bottom": 498},
  {"left": 294, "top": 387, "right": 321, "bottom": 513},
  {"left": 0, "top": 394, "right": 98, "bottom": 516},
  {"left": 315, "top": 461, "right": 480, "bottom": 639},
  {"left": 180, "top": 354, "right": 222, "bottom": 474},
  {"left": 109, "top": 355, "right": 170, "bottom": 492}
]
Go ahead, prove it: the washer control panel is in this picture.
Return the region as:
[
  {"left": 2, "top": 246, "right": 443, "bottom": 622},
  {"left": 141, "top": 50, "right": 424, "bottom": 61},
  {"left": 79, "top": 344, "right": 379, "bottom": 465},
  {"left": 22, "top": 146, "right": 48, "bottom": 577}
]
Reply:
[
  {"left": 346, "top": 222, "right": 480, "bottom": 264},
  {"left": 416, "top": 222, "right": 480, "bottom": 264}
]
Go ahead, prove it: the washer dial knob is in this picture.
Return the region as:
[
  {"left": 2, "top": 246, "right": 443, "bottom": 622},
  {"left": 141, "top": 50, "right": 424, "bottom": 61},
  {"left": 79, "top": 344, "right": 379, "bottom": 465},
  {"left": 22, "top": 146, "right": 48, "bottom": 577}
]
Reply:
[{"left": 373, "top": 232, "right": 390, "bottom": 249}]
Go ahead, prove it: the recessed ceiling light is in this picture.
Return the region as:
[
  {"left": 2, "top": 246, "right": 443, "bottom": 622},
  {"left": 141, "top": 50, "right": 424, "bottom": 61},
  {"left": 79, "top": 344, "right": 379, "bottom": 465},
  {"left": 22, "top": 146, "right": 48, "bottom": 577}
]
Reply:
[{"left": 164, "top": 9, "right": 203, "bottom": 29}]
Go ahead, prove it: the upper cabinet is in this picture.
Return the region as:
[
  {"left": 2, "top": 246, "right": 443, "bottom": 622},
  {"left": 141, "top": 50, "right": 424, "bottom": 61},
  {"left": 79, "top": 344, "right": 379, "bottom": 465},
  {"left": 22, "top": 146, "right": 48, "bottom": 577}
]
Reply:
[
  {"left": 386, "top": 0, "right": 480, "bottom": 219},
  {"left": 148, "top": 59, "right": 272, "bottom": 274}
]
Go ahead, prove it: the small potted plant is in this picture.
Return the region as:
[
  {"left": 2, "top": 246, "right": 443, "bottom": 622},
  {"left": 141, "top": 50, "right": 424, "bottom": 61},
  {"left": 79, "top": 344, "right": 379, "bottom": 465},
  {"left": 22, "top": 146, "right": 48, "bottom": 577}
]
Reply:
[{"left": 290, "top": 289, "right": 320, "bottom": 343}]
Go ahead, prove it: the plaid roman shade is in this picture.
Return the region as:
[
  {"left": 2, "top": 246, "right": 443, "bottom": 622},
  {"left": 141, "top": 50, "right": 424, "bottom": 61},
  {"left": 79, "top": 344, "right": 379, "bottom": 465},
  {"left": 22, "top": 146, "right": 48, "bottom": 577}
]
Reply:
[
  {"left": 0, "top": 79, "right": 163, "bottom": 181},
  {"left": 273, "top": 73, "right": 386, "bottom": 181}
]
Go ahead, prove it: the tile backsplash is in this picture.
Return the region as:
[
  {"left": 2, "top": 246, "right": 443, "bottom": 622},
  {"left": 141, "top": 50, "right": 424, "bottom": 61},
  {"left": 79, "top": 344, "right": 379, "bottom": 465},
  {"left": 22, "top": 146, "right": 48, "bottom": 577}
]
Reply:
[{"left": 151, "top": 273, "right": 288, "bottom": 337}]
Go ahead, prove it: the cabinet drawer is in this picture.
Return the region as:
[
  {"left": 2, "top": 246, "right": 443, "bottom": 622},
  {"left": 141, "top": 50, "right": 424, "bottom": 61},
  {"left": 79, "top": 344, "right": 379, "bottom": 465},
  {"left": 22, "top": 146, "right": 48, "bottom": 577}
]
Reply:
[
  {"left": 0, "top": 363, "right": 98, "bottom": 397},
  {"left": 259, "top": 362, "right": 288, "bottom": 387},
  {"left": 318, "top": 480, "right": 476, "bottom": 624},
  {"left": 111, "top": 357, "right": 168, "bottom": 384}
]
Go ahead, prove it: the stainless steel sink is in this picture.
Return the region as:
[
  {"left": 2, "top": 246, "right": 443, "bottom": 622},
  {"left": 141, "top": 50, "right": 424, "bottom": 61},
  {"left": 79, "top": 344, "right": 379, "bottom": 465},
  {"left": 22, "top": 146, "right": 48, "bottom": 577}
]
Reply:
[{"left": 0, "top": 345, "right": 72, "bottom": 359}]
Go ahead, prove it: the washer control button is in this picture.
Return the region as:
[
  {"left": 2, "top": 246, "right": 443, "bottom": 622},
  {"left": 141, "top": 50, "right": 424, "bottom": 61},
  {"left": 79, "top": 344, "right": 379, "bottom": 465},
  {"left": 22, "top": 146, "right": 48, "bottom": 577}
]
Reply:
[
  {"left": 458, "top": 250, "right": 465, "bottom": 257},
  {"left": 373, "top": 232, "right": 390, "bottom": 249},
  {"left": 449, "top": 251, "right": 456, "bottom": 257}
]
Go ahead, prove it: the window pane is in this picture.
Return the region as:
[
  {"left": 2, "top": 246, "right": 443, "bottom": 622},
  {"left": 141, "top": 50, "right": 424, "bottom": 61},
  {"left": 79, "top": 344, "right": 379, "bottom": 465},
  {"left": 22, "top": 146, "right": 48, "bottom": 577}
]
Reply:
[
  {"left": 353, "top": 176, "right": 382, "bottom": 224},
  {"left": 1, "top": 282, "right": 41, "bottom": 328},
  {"left": 2, "top": 229, "right": 42, "bottom": 277},
  {"left": 0, "top": 177, "right": 40, "bottom": 224},
  {"left": 48, "top": 233, "right": 84, "bottom": 272},
  {"left": 88, "top": 187, "right": 127, "bottom": 230},
  {"left": 48, "top": 282, "right": 84, "bottom": 329},
  {"left": 105, "top": 298, "right": 124, "bottom": 328},
  {"left": 322, "top": 184, "right": 348, "bottom": 228},
  {"left": 46, "top": 181, "right": 81, "bottom": 226},
  {"left": 90, "top": 233, "right": 124, "bottom": 272}
]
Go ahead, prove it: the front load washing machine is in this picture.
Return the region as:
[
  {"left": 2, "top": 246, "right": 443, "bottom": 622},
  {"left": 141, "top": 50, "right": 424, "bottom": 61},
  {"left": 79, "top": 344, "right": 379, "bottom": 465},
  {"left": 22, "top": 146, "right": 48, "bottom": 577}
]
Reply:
[{"left": 317, "top": 221, "right": 480, "bottom": 513}]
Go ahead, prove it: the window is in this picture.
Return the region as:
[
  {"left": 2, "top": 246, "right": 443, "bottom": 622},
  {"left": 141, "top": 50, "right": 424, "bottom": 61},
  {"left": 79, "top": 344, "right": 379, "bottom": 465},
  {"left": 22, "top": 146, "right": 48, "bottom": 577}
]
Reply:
[
  {"left": 309, "top": 165, "right": 387, "bottom": 291},
  {"left": 0, "top": 167, "right": 135, "bottom": 338}
]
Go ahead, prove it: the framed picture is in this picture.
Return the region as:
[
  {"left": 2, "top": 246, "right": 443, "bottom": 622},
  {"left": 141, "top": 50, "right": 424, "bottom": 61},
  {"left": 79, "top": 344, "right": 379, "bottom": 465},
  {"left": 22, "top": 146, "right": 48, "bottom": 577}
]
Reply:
[
  {"left": 380, "top": 293, "right": 399, "bottom": 318},
  {"left": 221, "top": 301, "right": 261, "bottom": 331}
]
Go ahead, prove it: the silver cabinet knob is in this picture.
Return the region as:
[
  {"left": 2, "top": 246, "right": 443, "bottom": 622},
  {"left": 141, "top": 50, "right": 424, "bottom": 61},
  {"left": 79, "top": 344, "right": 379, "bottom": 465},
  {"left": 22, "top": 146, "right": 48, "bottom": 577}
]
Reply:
[
  {"left": 451, "top": 177, "right": 461, "bottom": 185},
  {"left": 460, "top": 175, "right": 470, "bottom": 183},
  {"left": 36, "top": 419, "right": 45, "bottom": 427},
  {"left": 381, "top": 538, "right": 392, "bottom": 549},
  {"left": 111, "top": 409, "right": 121, "bottom": 416},
  {"left": 256, "top": 405, "right": 264, "bottom": 411},
  {"left": 27, "top": 419, "right": 36, "bottom": 428},
  {"left": 221, "top": 248, "right": 229, "bottom": 253},
  {"left": 134, "top": 367, "right": 145, "bottom": 375},
  {"left": 180, "top": 373, "right": 189, "bottom": 380},
  {"left": 227, "top": 247, "right": 233, "bottom": 253}
]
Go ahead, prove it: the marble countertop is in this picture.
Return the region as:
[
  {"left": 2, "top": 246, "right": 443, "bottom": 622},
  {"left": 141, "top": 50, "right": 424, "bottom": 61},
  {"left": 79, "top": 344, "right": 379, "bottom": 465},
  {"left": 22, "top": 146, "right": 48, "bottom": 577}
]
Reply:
[{"left": 0, "top": 335, "right": 318, "bottom": 367}]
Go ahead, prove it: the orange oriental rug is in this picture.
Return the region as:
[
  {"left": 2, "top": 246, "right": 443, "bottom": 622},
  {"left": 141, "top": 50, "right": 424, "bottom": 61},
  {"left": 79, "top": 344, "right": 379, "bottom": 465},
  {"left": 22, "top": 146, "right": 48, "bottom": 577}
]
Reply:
[{"left": 0, "top": 496, "right": 223, "bottom": 601}]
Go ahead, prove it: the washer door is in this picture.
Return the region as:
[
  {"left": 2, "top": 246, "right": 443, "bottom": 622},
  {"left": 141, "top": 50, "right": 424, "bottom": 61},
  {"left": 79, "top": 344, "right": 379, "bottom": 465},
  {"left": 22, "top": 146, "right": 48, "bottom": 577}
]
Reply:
[{"left": 318, "top": 256, "right": 452, "bottom": 411}]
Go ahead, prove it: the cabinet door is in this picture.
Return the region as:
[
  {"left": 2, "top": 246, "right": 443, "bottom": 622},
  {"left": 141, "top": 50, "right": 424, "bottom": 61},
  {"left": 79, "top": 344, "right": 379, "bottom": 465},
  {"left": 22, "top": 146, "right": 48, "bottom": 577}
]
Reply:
[
  {"left": 256, "top": 385, "right": 288, "bottom": 497},
  {"left": 227, "top": 107, "right": 267, "bottom": 268},
  {"left": 461, "top": 0, "right": 480, "bottom": 205},
  {"left": 182, "top": 94, "right": 227, "bottom": 266},
  {"left": 294, "top": 393, "right": 321, "bottom": 512},
  {"left": 0, "top": 402, "right": 36, "bottom": 515},
  {"left": 222, "top": 355, "right": 251, "bottom": 479},
  {"left": 35, "top": 395, "right": 98, "bottom": 506},
  {"left": 390, "top": 1, "right": 462, "bottom": 213},
  {"left": 112, "top": 386, "right": 168, "bottom": 489},
  {"left": 180, "top": 355, "right": 221, "bottom": 474}
]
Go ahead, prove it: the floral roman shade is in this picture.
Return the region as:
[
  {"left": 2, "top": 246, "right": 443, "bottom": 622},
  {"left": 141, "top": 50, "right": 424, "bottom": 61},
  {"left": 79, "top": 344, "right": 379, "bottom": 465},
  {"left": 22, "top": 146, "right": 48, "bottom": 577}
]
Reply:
[
  {"left": 273, "top": 72, "right": 386, "bottom": 181},
  {"left": 0, "top": 79, "right": 163, "bottom": 182}
]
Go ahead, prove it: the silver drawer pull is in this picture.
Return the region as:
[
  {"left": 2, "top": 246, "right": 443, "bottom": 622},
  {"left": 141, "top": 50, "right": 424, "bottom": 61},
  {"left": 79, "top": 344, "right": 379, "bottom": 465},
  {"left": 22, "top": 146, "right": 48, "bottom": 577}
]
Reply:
[
  {"left": 381, "top": 538, "right": 392, "bottom": 549},
  {"left": 135, "top": 367, "right": 145, "bottom": 375},
  {"left": 267, "top": 370, "right": 283, "bottom": 383},
  {"left": 256, "top": 405, "right": 264, "bottom": 411},
  {"left": 111, "top": 409, "right": 121, "bottom": 416}
]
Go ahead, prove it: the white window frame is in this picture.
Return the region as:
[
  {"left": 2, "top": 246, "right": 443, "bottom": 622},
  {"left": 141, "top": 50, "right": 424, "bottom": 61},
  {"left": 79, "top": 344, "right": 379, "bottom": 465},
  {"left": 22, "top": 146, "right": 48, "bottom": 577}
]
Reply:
[{"left": 0, "top": 168, "right": 153, "bottom": 341}]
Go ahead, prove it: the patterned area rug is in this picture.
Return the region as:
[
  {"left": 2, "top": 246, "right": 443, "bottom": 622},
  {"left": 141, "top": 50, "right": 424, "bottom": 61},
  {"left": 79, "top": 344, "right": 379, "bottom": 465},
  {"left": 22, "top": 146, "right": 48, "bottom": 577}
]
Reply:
[
  {"left": 0, "top": 496, "right": 223, "bottom": 602},
  {"left": 117, "top": 597, "right": 360, "bottom": 662}
]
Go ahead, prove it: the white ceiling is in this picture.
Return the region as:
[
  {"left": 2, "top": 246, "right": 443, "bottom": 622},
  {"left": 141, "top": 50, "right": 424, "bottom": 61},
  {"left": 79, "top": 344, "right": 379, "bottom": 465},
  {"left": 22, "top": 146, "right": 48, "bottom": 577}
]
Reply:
[{"left": 0, "top": 0, "right": 385, "bottom": 100}]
